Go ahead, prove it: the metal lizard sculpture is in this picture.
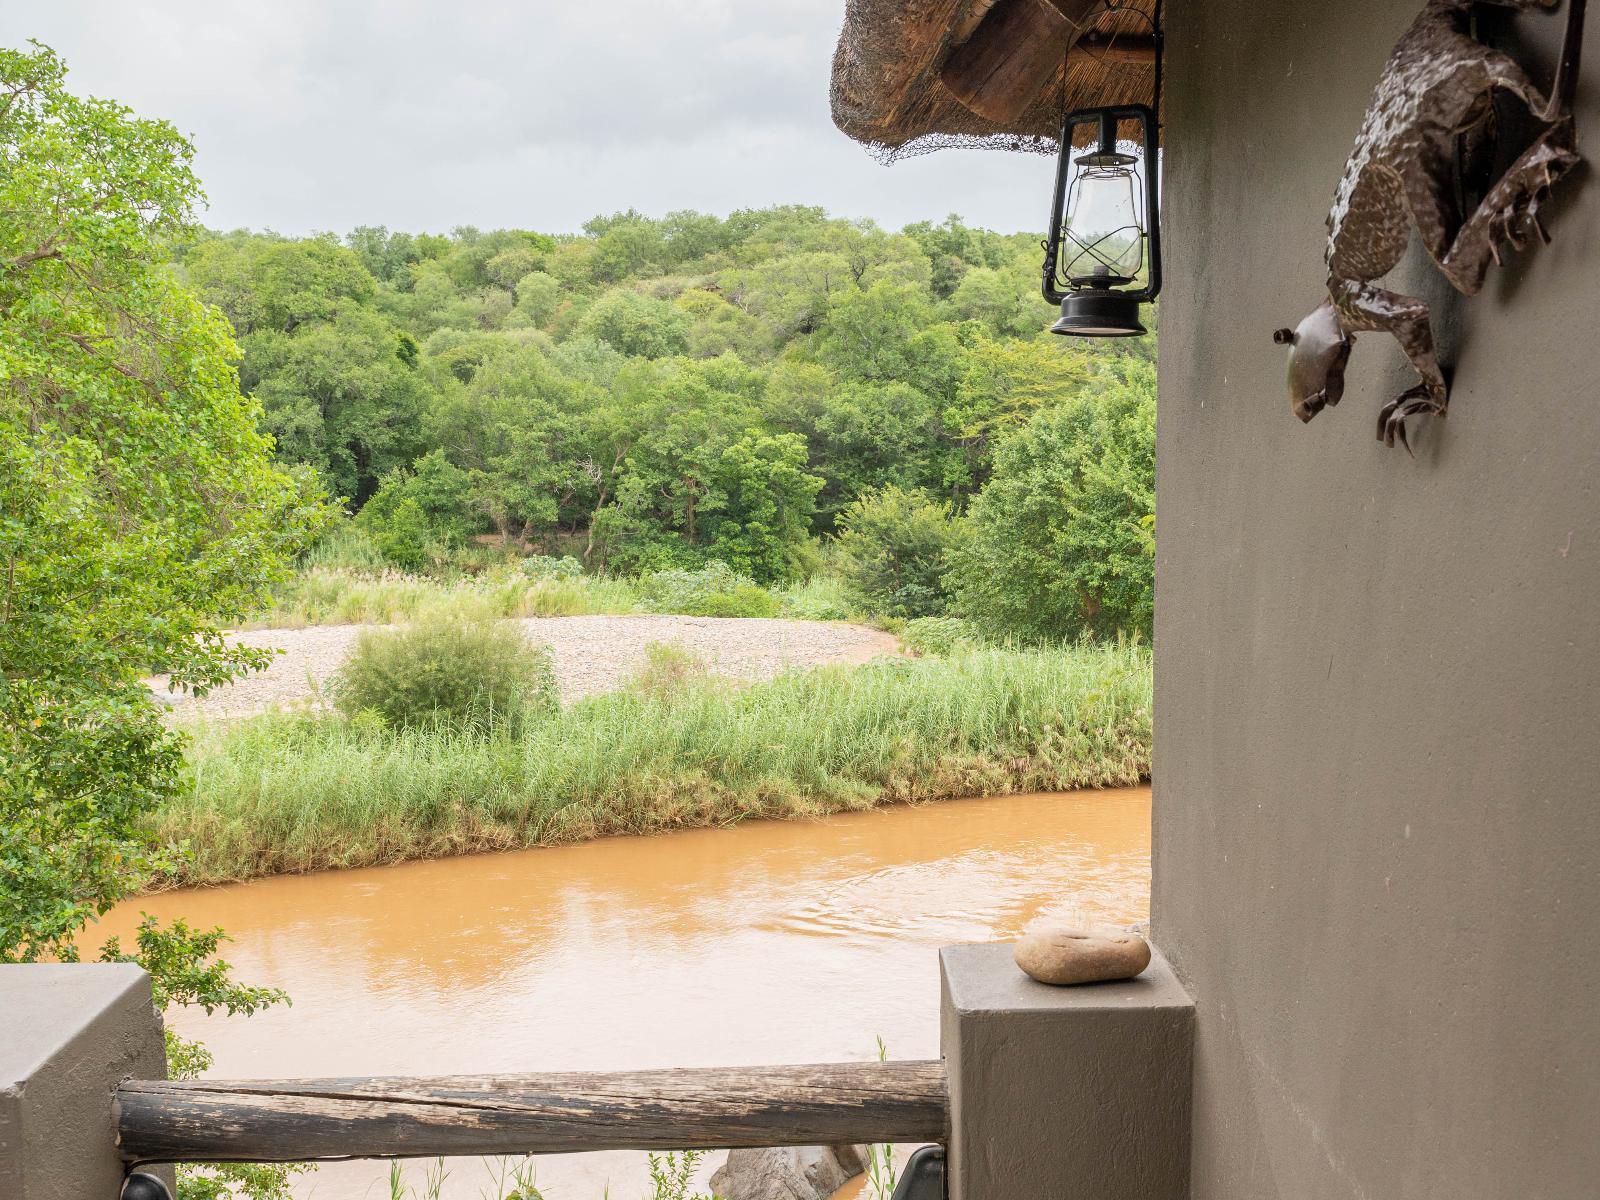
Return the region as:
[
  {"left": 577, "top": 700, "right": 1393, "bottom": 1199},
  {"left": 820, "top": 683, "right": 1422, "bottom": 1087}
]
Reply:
[{"left": 1274, "top": 0, "right": 1586, "bottom": 451}]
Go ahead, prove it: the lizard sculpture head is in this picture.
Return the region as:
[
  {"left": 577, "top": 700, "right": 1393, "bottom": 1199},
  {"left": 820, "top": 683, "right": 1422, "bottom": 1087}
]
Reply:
[{"left": 1273, "top": 301, "right": 1354, "bottom": 423}]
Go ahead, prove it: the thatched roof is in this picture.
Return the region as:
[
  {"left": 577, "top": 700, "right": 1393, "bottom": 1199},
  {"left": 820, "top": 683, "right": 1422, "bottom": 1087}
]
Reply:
[{"left": 831, "top": 0, "right": 1159, "bottom": 160}]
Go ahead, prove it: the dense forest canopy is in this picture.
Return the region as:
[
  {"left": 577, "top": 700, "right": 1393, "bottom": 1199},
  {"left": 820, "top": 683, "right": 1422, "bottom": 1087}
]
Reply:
[{"left": 174, "top": 206, "right": 1155, "bottom": 628}]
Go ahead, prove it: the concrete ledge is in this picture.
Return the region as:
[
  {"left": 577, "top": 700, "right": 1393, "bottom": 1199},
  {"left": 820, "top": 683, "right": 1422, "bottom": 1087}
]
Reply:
[
  {"left": 940, "top": 942, "right": 1194, "bottom": 1200},
  {"left": 0, "top": 964, "right": 169, "bottom": 1200}
]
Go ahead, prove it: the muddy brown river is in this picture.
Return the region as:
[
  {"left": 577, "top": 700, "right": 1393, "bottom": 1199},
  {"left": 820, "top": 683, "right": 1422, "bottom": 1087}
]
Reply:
[{"left": 99, "top": 787, "right": 1150, "bottom": 1200}]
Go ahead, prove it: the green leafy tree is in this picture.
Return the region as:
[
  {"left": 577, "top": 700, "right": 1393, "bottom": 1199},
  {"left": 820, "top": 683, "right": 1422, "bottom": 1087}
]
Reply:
[
  {"left": 948, "top": 260, "right": 1056, "bottom": 338},
  {"left": 244, "top": 306, "right": 430, "bottom": 502},
  {"left": 948, "top": 360, "right": 1156, "bottom": 640},
  {"left": 943, "top": 327, "right": 1095, "bottom": 496},
  {"left": 0, "top": 42, "right": 327, "bottom": 1196},
  {"left": 355, "top": 450, "right": 476, "bottom": 568},
  {"left": 585, "top": 209, "right": 667, "bottom": 281},
  {"left": 575, "top": 288, "right": 690, "bottom": 359},
  {"left": 186, "top": 232, "right": 377, "bottom": 336},
  {"left": 675, "top": 287, "right": 768, "bottom": 361},
  {"left": 591, "top": 356, "right": 765, "bottom": 572},
  {"left": 815, "top": 280, "right": 937, "bottom": 383},
  {"left": 345, "top": 224, "right": 432, "bottom": 285},
  {"left": 763, "top": 363, "right": 944, "bottom": 529},
  {"left": 903, "top": 213, "right": 1008, "bottom": 298},
  {"left": 706, "top": 432, "right": 824, "bottom": 584},
  {"left": 835, "top": 486, "right": 970, "bottom": 618},
  {"left": 514, "top": 269, "right": 562, "bottom": 328},
  {"left": 425, "top": 343, "right": 585, "bottom": 546}
]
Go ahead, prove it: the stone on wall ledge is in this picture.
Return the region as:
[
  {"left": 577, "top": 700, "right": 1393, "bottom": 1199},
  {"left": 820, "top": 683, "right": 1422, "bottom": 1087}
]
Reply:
[{"left": 940, "top": 942, "right": 1194, "bottom": 1200}]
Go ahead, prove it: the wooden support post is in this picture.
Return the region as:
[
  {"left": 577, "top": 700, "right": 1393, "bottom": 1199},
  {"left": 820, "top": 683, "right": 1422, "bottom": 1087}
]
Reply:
[
  {"left": 939, "top": 0, "right": 1111, "bottom": 124},
  {"left": 1, "top": 965, "right": 171, "bottom": 1200},
  {"left": 940, "top": 943, "right": 1194, "bottom": 1200},
  {"left": 116, "top": 1061, "right": 949, "bottom": 1165}
]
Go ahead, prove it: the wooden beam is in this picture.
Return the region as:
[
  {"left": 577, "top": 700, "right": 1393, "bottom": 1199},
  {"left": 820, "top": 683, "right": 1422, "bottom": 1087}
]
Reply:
[
  {"left": 1076, "top": 32, "right": 1158, "bottom": 68},
  {"left": 115, "top": 1062, "right": 950, "bottom": 1165},
  {"left": 939, "top": 0, "right": 1111, "bottom": 125}
]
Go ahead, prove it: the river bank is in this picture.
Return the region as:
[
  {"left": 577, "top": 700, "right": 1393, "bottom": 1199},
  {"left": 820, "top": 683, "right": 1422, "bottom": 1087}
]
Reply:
[{"left": 154, "top": 644, "right": 1151, "bottom": 887}]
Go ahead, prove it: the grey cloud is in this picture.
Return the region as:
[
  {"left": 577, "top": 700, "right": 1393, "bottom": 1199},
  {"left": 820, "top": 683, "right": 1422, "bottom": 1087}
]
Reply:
[{"left": 2, "top": 0, "right": 1055, "bottom": 235}]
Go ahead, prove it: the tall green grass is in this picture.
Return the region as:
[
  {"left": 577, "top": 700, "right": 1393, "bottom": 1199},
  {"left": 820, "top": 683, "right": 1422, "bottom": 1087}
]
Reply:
[
  {"left": 249, "top": 567, "right": 644, "bottom": 628},
  {"left": 157, "top": 645, "right": 1151, "bottom": 886}
]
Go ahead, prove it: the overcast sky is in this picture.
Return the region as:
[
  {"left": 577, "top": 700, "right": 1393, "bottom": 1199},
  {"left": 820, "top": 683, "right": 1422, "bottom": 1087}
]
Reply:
[{"left": 3, "top": 1, "right": 1059, "bottom": 238}]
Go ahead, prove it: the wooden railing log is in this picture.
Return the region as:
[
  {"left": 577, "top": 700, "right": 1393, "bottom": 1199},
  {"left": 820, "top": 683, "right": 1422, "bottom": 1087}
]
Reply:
[{"left": 115, "top": 1061, "right": 949, "bottom": 1165}]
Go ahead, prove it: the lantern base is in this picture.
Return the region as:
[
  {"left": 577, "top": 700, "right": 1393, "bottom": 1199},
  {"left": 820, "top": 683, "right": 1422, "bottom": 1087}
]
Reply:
[{"left": 1050, "top": 293, "right": 1147, "bottom": 338}]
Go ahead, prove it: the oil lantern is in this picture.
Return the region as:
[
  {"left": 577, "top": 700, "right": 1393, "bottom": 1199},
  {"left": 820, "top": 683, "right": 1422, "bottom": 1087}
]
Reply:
[{"left": 1042, "top": 104, "right": 1161, "bottom": 337}]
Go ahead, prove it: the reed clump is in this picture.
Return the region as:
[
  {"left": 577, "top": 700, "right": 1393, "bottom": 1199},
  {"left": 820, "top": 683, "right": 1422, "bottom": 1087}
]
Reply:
[
  {"left": 249, "top": 565, "right": 644, "bottom": 629},
  {"left": 156, "top": 643, "right": 1151, "bottom": 887}
]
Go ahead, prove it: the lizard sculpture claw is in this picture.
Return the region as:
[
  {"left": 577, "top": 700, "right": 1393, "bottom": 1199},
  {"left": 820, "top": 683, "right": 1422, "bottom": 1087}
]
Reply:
[{"left": 1275, "top": 0, "right": 1585, "bottom": 450}]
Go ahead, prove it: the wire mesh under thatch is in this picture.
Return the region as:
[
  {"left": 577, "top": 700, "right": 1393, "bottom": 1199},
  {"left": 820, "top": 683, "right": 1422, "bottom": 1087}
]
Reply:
[{"left": 831, "top": 0, "right": 1159, "bottom": 161}]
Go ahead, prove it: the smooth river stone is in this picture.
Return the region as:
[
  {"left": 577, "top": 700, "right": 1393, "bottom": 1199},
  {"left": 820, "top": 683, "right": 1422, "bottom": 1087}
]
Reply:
[{"left": 1013, "top": 923, "right": 1152, "bottom": 986}]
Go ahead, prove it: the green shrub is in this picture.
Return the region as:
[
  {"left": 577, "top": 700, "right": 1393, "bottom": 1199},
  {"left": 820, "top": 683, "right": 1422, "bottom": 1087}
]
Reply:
[
  {"left": 518, "top": 554, "right": 584, "bottom": 581},
  {"left": 948, "top": 360, "right": 1155, "bottom": 641},
  {"left": 900, "top": 616, "right": 983, "bottom": 657},
  {"left": 629, "top": 642, "right": 710, "bottom": 699},
  {"left": 331, "top": 613, "right": 557, "bottom": 735},
  {"left": 639, "top": 562, "right": 780, "bottom": 618},
  {"left": 301, "top": 524, "right": 390, "bottom": 573},
  {"left": 834, "top": 485, "right": 969, "bottom": 618},
  {"left": 777, "top": 575, "right": 857, "bottom": 621},
  {"left": 354, "top": 450, "right": 477, "bottom": 570}
]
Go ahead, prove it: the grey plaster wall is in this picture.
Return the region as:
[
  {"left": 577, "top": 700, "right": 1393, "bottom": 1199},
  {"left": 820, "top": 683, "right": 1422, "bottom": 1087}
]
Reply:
[{"left": 1153, "top": 2, "right": 1600, "bottom": 1197}]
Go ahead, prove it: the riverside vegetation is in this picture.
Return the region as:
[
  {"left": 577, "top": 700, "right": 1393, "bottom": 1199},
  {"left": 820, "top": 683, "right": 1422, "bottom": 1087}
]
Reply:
[
  {"left": 3, "top": 42, "right": 1154, "bottom": 1200},
  {"left": 159, "top": 635, "right": 1151, "bottom": 886}
]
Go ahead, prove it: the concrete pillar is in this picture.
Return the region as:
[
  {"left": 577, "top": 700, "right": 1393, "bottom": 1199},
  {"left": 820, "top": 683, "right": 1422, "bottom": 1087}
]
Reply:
[
  {"left": 940, "top": 942, "right": 1194, "bottom": 1200},
  {"left": 0, "top": 964, "right": 170, "bottom": 1200}
]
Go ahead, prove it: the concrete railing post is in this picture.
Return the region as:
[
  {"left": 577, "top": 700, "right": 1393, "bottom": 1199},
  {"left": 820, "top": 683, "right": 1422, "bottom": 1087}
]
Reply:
[
  {"left": 1, "top": 964, "right": 171, "bottom": 1200},
  {"left": 940, "top": 942, "right": 1195, "bottom": 1200}
]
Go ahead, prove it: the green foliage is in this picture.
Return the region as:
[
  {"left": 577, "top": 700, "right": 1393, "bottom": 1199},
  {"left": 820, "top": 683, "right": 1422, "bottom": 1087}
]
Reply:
[
  {"left": 186, "top": 233, "right": 375, "bottom": 336},
  {"left": 332, "top": 612, "right": 559, "bottom": 735},
  {"left": 97, "top": 918, "right": 306, "bottom": 1199},
  {"left": 515, "top": 270, "right": 562, "bottom": 327},
  {"left": 0, "top": 43, "right": 329, "bottom": 962},
  {"left": 79, "top": 96, "right": 1154, "bottom": 637},
  {"left": 949, "top": 360, "right": 1156, "bottom": 641},
  {"left": 575, "top": 289, "right": 689, "bottom": 358},
  {"left": 777, "top": 575, "right": 857, "bottom": 622},
  {"left": 704, "top": 431, "right": 823, "bottom": 583},
  {"left": 160, "top": 644, "right": 1152, "bottom": 884},
  {"left": 763, "top": 364, "right": 945, "bottom": 530},
  {"left": 899, "top": 616, "right": 984, "bottom": 657},
  {"left": 355, "top": 450, "right": 476, "bottom": 569},
  {"left": 902, "top": 214, "right": 1009, "bottom": 298},
  {"left": 646, "top": 1150, "right": 715, "bottom": 1200},
  {"left": 244, "top": 306, "right": 430, "bottom": 503},
  {"left": 252, "top": 565, "right": 644, "bottom": 628},
  {"left": 639, "top": 562, "right": 780, "bottom": 618},
  {"left": 834, "top": 486, "right": 969, "bottom": 618}
]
